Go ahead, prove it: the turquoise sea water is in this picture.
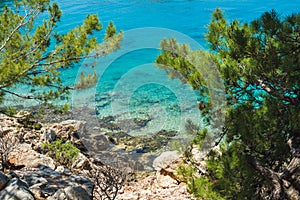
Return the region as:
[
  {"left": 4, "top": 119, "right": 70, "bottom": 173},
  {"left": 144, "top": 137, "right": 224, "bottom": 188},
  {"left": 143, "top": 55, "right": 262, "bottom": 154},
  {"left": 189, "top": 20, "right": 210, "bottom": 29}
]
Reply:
[
  {"left": 59, "top": 1, "right": 300, "bottom": 162},
  {"left": 2, "top": 1, "right": 300, "bottom": 168},
  {"left": 62, "top": 0, "right": 300, "bottom": 133}
]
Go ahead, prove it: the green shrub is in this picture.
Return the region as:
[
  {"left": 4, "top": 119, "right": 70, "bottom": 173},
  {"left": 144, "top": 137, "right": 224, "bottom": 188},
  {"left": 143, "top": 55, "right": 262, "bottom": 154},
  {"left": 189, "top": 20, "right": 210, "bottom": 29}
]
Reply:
[
  {"left": 177, "top": 163, "right": 224, "bottom": 200},
  {"left": 42, "top": 139, "right": 80, "bottom": 167}
]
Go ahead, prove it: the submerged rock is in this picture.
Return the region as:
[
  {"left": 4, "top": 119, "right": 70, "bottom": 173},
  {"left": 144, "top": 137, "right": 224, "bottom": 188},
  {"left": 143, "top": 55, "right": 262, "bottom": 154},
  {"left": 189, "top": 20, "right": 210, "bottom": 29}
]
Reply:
[{"left": 105, "top": 129, "right": 179, "bottom": 154}]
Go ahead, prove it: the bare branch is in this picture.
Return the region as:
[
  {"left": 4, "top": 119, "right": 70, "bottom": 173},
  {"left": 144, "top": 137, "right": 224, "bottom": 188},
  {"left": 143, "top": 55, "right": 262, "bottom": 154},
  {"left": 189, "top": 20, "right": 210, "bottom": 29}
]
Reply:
[
  {"left": 86, "top": 164, "right": 126, "bottom": 200},
  {"left": 0, "top": 88, "right": 36, "bottom": 100},
  {"left": 248, "top": 157, "right": 284, "bottom": 200}
]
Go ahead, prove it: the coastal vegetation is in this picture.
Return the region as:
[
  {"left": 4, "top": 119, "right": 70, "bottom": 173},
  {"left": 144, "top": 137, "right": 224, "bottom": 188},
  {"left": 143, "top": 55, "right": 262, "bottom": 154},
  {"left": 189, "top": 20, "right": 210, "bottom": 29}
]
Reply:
[
  {"left": 42, "top": 139, "right": 80, "bottom": 168},
  {"left": 1, "top": 0, "right": 300, "bottom": 199},
  {"left": 0, "top": 0, "right": 122, "bottom": 114},
  {"left": 157, "top": 8, "right": 300, "bottom": 200}
]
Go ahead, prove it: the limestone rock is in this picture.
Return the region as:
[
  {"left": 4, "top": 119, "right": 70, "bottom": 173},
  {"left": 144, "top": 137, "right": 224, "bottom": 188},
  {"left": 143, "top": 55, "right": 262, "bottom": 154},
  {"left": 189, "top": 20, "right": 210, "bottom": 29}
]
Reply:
[
  {"left": 55, "top": 165, "right": 65, "bottom": 174},
  {"left": 60, "top": 120, "right": 86, "bottom": 132},
  {"left": 156, "top": 173, "right": 177, "bottom": 188},
  {"left": 153, "top": 151, "right": 181, "bottom": 171},
  {"left": 42, "top": 129, "right": 57, "bottom": 142},
  {"left": 48, "top": 189, "right": 67, "bottom": 200},
  {"left": 49, "top": 185, "right": 91, "bottom": 200},
  {"left": 64, "top": 185, "right": 91, "bottom": 200},
  {"left": 16, "top": 165, "right": 94, "bottom": 198},
  {"left": 72, "top": 153, "right": 90, "bottom": 170},
  {"left": 8, "top": 143, "right": 56, "bottom": 170},
  {"left": 0, "top": 177, "right": 34, "bottom": 200},
  {"left": 116, "top": 174, "right": 194, "bottom": 200}
]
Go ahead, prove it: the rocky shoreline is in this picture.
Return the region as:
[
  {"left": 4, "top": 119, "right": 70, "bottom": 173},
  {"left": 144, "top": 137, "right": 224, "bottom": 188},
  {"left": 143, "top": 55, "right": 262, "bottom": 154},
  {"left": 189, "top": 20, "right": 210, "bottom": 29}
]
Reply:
[
  {"left": 0, "top": 110, "right": 198, "bottom": 199},
  {"left": 29, "top": 106, "right": 190, "bottom": 172}
]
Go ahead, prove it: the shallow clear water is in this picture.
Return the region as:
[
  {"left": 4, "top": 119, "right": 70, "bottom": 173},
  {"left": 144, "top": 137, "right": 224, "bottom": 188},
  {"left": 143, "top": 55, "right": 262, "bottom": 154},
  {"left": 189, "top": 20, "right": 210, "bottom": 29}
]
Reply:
[
  {"left": 63, "top": 0, "right": 300, "bottom": 133},
  {"left": 2, "top": 0, "right": 300, "bottom": 168}
]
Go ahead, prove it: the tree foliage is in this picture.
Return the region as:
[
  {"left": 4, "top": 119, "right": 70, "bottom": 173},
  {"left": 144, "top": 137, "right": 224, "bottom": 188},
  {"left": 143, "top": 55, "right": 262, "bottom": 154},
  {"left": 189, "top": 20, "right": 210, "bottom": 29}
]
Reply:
[
  {"left": 156, "top": 8, "right": 300, "bottom": 200},
  {"left": 0, "top": 0, "right": 122, "bottom": 113},
  {"left": 75, "top": 71, "right": 98, "bottom": 90}
]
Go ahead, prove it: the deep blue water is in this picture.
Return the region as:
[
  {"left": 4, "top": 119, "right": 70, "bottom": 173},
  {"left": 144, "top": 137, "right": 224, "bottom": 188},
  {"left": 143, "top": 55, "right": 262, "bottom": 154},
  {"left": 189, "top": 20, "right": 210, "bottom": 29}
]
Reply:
[{"left": 55, "top": 0, "right": 300, "bottom": 43}]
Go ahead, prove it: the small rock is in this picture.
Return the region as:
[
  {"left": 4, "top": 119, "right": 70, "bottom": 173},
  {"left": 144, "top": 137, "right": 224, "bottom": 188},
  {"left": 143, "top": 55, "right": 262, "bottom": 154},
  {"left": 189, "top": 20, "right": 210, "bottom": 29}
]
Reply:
[
  {"left": 64, "top": 185, "right": 91, "bottom": 200},
  {"left": 56, "top": 166, "right": 72, "bottom": 176},
  {"left": 72, "top": 153, "right": 90, "bottom": 170},
  {"left": 178, "top": 182, "right": 188, "bottom": 194},
  {"left": 55, "top": 166, "right": 65, "bottom": 174},
  {"left": 156, "top": 174, "right": 177, "bottom": 188},
  {"left": 49, "top": 189, "right": 67, "bottom": 200},
  {"left": 42, "top": 129, "right": 56, "bottom": 142},
  {"left": 190, "top": 145, "right": 206, "bottom": 164},
  {"left": 60, "top": 120, "right": 86, "bottom": 133},
  {"left": 29, "top": 183, "right": 46, "bottom": 200}
]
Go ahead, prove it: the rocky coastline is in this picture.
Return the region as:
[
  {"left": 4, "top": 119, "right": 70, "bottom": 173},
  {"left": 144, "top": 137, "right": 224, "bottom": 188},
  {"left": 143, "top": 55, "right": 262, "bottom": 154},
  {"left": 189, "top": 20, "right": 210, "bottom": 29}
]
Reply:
[{"left": 0, "top": 110, "right": 200, "bottom": 199}]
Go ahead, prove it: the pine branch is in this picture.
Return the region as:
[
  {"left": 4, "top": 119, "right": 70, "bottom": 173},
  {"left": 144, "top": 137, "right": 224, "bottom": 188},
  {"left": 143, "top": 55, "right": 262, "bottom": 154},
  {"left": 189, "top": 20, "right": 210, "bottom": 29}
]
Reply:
[
  {"left": 0, "top": 88, "right": 36, "bottom": 100},
  {"left": 0, "top": 7, "right": 40, "bottom": 52}
]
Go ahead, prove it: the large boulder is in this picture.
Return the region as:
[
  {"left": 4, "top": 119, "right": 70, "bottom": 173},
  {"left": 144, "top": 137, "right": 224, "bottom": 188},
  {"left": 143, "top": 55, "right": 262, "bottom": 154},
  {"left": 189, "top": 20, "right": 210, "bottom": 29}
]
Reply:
[
  {"left": 16, "top": 165, "right": 94, "bottom": 198},
  {"left": 152, "top": 151, "right": 181, "bottom": 171},
  {"left": 64, "top": 185, "right": 91, "bottom": 200},
  {"left": 49, "top": 185, "right": 91, "bottom": 200},
  {"left": 0, "top": 177, "right": 34, "bottom": 200},
  {"left": 8, "top": 143, "right": 56, "bottom": 170}
]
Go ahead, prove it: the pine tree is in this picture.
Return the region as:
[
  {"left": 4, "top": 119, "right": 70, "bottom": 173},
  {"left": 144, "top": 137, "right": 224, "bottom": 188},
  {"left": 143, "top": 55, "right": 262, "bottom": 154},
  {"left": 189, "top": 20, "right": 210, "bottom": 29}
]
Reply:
[
  {"left": 156, "top": 9, "right": 300, "bottom": 199},
  {"left": 0, "top": 0, "right": 122, "bottom": 114}
]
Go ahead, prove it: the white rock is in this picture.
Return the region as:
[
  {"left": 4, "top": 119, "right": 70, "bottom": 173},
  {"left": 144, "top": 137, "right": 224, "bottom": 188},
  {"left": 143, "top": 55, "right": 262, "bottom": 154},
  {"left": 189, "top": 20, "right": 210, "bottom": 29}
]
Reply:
[
  {"left": 8, "top": 143, "right": 56, "bottom": 170},
  {"left": 156, "top": 174, "right": 177, "bottom": 188},
  {"left": 153, "top": 151, "right": 181, "bottom": 171},
  {"left": 55, "top": 166, "right": 65, "bottom": 174}
]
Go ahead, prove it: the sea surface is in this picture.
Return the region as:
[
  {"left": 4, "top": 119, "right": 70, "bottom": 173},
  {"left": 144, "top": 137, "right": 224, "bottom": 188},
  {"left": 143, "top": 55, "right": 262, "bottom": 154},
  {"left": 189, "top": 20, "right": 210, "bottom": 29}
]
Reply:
[
  {"left": 57, "top": 0, "right": 300, "bottom": 129},
  {"left": 2, "top": 0, "right": 300, "bottom": 169}
]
